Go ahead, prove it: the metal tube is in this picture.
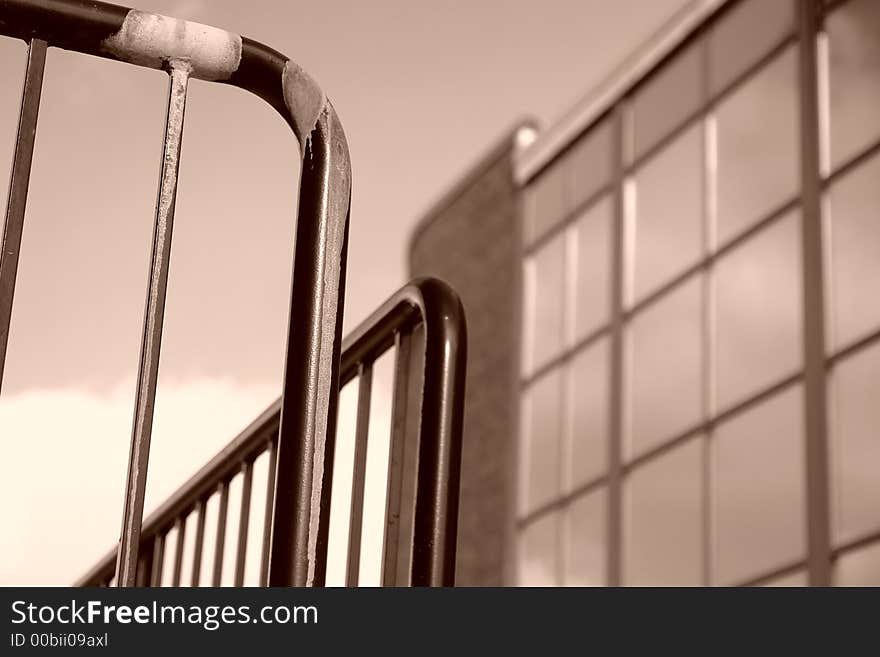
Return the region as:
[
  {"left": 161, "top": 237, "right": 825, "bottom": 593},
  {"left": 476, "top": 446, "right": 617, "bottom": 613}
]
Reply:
[
  {"left": 382, "top": 332, "right": 415, "bottom": 586},
  {"left": 190, "top": 500, "right": 207, "bottom": 586},
  {"left": 212, "top": 481, "right": 229, "bottom": 586},
  {"left": 268, "top": 107, "right": 350, "bottom": 587},
  {"left": 115, "top": 63, "right": 189, "bottom": 587},
  {"left": 171, "top": 516, "right": 186, "bottom": 587},
  {"left": 409, "top": 280, "right": 467, "bottom": 586},
  {"left": 259, "top": 440, "right": 277, "bottom": 587},
  {"left": 345, "top": 362, "right": 373, "bottom": 586},
  {"left": 260, "top": 440, "right": 275, "bottom": 586},
  {"left": 0, "top": 38, "right": 46, "bottom": 395},
  {"left": 234, "top": 461, "right": 254, "bottom": 586},
  {"left": 150, "top": 533, "right": 165, "bottom": 586}
]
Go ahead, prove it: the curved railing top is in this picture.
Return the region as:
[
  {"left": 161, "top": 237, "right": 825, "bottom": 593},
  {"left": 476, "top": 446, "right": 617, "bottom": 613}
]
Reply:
[
  {"left": 0, "top": 0, "right": 346, "bottom": 152},
  {"left": 0, "top": 0, "right": 352, "bottom": 586}
]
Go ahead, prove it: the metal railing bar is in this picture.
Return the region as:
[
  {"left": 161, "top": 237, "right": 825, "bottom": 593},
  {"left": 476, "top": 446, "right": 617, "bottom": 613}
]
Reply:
[
  {"left": 397, "top": 324, "right": 426, "bottom": 585},
  {"left": 267, "top": 104, "right": 351, "bottom": 588},
  {"left": 409, "top": 281, "right": 467, "bottom": 586},
  {"left": 190, "top": 500, "right": 207, "bottom": 587},
  {"left": 312, "top": 224, "right": 350, "bottom": 588},
  {"left": 234, "top": 461, "right": 254, "bottom": 586},
  {"left": 0, "top": 37, "right": 46, "bottom": 395},
  {"left": 212, "top": 481, "right": 229, "bottom": 586},
  {"left": 345, "top": 361, "right": 373, "bottom": 586},
  {"left": 149, "top": 534, "right": 165, "bottom": 587},
  {"left": 135, "top": 547, "right": 153, "bottom": 587},
  {"left": 115, "top": 63, "right": 190, "bottom": 587},
  {"left": 171, "top": 515, "right": 186, "bottom": 587},
  {"left": 259, "top": 439, "right": 277, "bottom": 587},
  {"left": 77, "top": 279, "right": 465, "bottom": 587},
  {"left": 76, "top": 410, "right": 278, "bottom": 586},
  {"left": 382, "top": 331, "right": 415, "bottom": 586}
]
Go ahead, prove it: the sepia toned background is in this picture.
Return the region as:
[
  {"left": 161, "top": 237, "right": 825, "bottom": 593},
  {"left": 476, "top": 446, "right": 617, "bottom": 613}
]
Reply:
[{"left": 1, "top": 0, "right": 878, "bottom": 587}]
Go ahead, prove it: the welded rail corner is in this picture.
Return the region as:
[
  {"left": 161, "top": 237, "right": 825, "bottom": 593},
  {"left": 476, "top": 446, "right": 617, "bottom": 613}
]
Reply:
[{"left": 102, "top": 9, "right": 242, "bottom": 80}]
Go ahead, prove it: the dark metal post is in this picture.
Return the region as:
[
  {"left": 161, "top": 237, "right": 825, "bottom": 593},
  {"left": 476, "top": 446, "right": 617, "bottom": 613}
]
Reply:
[
  {"left": 268, "top": 106, "right": 351, "bottom": 587},
  {"left": 410, "top": 280, "right": 467, "bottom": 586},
  {"left": 259, "top": 440, "right": 277, "bottom": 587},
  {"left": 382, "top": 332, "right": 416, "bottom": 586},
  {"left": 345, "top": 362, "right": 373, "bottom": 586},
  {"left": 115, "top": 63, "right": 190, "bottom": 587},
  {"left": 213, "top": 481, "right": 229, "bottom": 586},
  {"left": 0, "top": 38, "right": 46, "bottom": 394},
  {"left": 191, "top": 500, "right": 207, "bottom": 586},
  {"left": 234, "top": 461, "right": 254, "bottom": 586}
]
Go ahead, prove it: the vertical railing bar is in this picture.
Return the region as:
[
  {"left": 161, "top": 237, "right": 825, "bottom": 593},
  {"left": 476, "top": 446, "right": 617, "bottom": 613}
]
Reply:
[
  {"left": 234, "top": 460, "right": 254, "bottom": 586},
  {"left": 398, "top": 324, "right": 426, "bottom": 585},
  {"left": 115, "top": 63, "right": 191, "bottom": 587},
  {"left": 0, "top": 38, "right": 46, "bottom": 395},
  {"left": 190, "top": 500, "right": 207, "bottom": 587},
  {"left": 135, "top": 543, "right": 154, "bottom": 587},
  {"left": 382, "top": 330, "right": 420, "bottom": 586},
  {"left": 259, "top": 440, "right": 277, "bottom": 587},
  {"left": 171, "top": 516, "right": 186, "bottom": 587},
  {"left": 267, "top": 108, "right": 351, "bottom": 588},
  {"left": 150, "top": 533, "right": 165, "bottom": 587},
  {"left": 345, "top": 361, "right": 374, "bottom": 586},
  {"left": 213, "top": 481, "right": 229, "bottom": 586}
]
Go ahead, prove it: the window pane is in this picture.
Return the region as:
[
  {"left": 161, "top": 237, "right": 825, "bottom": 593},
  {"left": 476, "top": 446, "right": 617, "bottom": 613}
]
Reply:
[
  {"left": 631, "top": 124, "right": 704, "bottom": 302},
  {"left": 830, "top": 341, "right": 880, "bottom": 545},
  {"left": 713, "top": 385, "right": 805, "bottom": 585},
  {"left": 762, "top": 570, "right": 807, "bottom": 587},
  {"left": 570, "top": 195, "right": 612, "bottom": 341},
  {"left": 715, "top": 211, "right": 803, "bottom": 410},
  {"left": 519, "top": 513, "right": 560, "bottom": 586},
  {"left": 835, "top": 542, "right": 880, "bottom": 587},
  {"left": 566, "top": 338, "right": 609, "bottom": 487},
  {"left": 525, "top": 169, "right": 566, "bottom": 246},
  {"left": 633, "top": 40, "right": 704, "bottom": 160},
  {"left": 523, "top": 234, "right": 565, "bottom": 374},
  {"left": 716, "top": 46, "right": 799, "bottom": 246},
  {"left": 565, "top": 489, "right": 606, "bottom": 586},
  {"left": 521, "top": 369, "right": 563, "bottom": 513},
  {"left": 628, "top": 276, "right": 703, "bottom": 454},
  {"left": 827, "top": 0, "right": 880, "bottom": 170},
  {"left": 826, "top": 152, "right": 880, "bottom": 350},
  {"left": 709, "top": 0, "right": 794, "bottom": 95},
  {"left": 565, "top": 118, "right": 613, "bottom": 212},
  {"left": 624, "top": 439, "right": 703, "bottom": 586}
]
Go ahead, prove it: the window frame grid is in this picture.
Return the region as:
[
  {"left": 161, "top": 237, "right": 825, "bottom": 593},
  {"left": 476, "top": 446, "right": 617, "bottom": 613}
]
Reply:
[{"left": 517, "top": 0, "right": 880, "bottom": 587}]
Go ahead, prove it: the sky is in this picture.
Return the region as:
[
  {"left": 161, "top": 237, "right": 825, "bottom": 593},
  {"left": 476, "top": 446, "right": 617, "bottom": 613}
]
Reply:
[{"left": 0, "top": 0, "right": 691, "bottom": 584}]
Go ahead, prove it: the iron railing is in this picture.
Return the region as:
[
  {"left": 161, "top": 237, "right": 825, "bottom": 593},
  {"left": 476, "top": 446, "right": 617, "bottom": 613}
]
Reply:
[
  {"left": 1, "top": 0, "right": 465, "bottom": 586},
  {"left": 75, "top": 278, "right": 467, "bottom": 587}
]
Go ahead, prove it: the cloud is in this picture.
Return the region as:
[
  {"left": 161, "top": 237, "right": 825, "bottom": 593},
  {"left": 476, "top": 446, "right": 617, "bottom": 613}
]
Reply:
[
  {"left": 0, "top": 369, "right": 394, "bottom": 586},
  {"left": 0, "top": 376, "right": 275, "bottom": 585}
]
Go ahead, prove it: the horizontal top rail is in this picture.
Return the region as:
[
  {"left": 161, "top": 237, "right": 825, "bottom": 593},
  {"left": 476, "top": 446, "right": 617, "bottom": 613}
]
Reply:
[
  {"left": 76, "top": 277, "right": 467, "bottom": 586},
  {"left": 0, "top": 0, "right": 334, "bottom": 150}
]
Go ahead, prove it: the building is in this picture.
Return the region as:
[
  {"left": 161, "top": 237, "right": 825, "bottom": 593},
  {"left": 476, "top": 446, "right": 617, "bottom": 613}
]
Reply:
[{"left": 410, "top": 0, "right": 880, "bottom": 586}]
